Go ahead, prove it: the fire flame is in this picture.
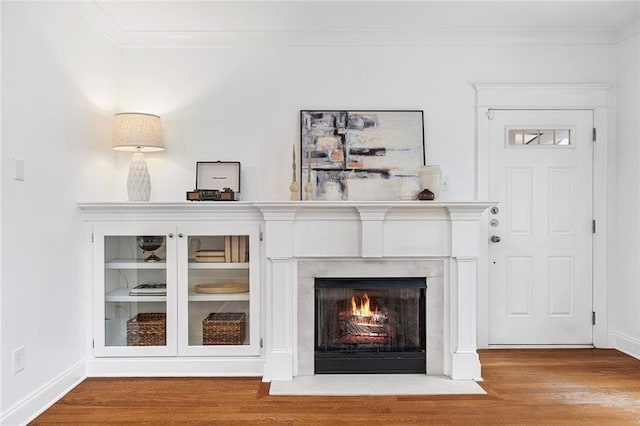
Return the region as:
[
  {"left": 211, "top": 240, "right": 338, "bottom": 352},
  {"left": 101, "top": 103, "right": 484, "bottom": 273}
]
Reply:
[{"left": 351, "top": 293, "right": 373, "bottom": 317}]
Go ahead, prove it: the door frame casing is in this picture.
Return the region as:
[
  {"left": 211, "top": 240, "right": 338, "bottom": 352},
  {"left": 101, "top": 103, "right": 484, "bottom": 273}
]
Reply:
[{"left": 475, "top": 83, "right": 611, "bottom": 349}]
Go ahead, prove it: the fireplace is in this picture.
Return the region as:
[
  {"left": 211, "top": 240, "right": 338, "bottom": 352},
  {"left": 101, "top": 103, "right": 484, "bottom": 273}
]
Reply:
[
  {"left": 315, "top": 277, "right": 427, "bottom": 374},
  {"left": 255, "top": 201, "right": 491, "bottom": 381}
]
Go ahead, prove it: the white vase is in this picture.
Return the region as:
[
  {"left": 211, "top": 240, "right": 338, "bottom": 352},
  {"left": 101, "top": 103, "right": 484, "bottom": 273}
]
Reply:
[
  {"left": 418, "top": 165, "right": 442, "bottom": 199},
  {"left": 400, "top": 179, "right": 420, "bottom": 200}
]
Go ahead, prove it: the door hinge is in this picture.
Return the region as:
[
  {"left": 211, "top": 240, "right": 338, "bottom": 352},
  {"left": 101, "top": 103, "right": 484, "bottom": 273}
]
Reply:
[
  {"left": 91, "top": 233, "right": 94, "bottom": 243},
  {"left": 486, "top": 109, "right": 494, "bottom": 120},
  {"left": 592, "top": 220, "right": 596, "bottom": 234},
  {"left": 92, "top": 339, "right": 95, "bottom": 349},
  {"left": 592, "top": 311, "right": 596, "bottom": 325},
  {"left": 259, "top": 231, "right": 263, "bottom": 242},
  {"left": 592, "top": 128, "right": 597, "bottom": 142},
  {"left": 260, "top": 338, "right": 264, "bottom": 348}
]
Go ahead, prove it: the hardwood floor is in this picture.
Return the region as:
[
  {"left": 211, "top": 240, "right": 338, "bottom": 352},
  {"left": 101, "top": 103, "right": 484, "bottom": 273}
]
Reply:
[{"left": 32, "top": 349, "right": 640, "bottom": 425}]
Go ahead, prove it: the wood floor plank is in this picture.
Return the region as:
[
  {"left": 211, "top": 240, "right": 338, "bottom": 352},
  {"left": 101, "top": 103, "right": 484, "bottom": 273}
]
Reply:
[{"left": 31, "top": 349, "right": 640, "bottom": 425}]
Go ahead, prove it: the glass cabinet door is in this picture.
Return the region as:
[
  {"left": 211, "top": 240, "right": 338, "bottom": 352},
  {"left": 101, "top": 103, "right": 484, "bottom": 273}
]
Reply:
[
  {"left": 177, "top": 224, "right": 260, "bottom": 356},
  {"left": 94, "top": 224, "right": 177, "bottom": 357}
]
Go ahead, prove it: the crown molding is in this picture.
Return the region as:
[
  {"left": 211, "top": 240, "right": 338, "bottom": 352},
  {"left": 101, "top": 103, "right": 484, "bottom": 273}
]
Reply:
[{"left": 70, "top": 1, "right": 624, "bottom": 48}]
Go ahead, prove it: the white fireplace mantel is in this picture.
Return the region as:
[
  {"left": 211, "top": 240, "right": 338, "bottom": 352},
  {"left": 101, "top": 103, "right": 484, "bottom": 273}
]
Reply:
[
  {"left": 253, "top": 201, "right": 493, "bottom": 381},
  {"left": 255, "top": 201, "right": 492, "bottom": 258},
  {"left": 78, "top": 200, "right": 493, "bottom": 381}
]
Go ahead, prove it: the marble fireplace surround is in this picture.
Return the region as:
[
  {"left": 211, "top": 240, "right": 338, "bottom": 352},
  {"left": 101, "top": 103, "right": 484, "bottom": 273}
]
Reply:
[
  {"left": 297, "top": 259, "right": 443, "bottom": 376},
  {"left": 255, "top": 201, "right": 493, "bottom": 382}
]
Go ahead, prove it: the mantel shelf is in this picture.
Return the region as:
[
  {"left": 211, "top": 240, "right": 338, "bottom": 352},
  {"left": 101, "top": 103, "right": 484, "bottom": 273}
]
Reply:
[
  {"left": 80, "top": 201, "right": 495, "bottom": 209},
  {"left": 79, "top": 201, "right": 496, "bottom": 222}
]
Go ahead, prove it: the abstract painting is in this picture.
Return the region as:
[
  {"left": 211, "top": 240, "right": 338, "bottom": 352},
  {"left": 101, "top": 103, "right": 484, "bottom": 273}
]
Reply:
[{"left": 300, "top": 110, "right": 425, "bottom": 200}]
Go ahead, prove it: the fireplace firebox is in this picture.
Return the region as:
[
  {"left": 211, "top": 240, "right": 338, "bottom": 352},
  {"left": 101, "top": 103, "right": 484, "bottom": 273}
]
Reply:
[{"left": 315, "top": 277, "right": 426, "bottom": 374}]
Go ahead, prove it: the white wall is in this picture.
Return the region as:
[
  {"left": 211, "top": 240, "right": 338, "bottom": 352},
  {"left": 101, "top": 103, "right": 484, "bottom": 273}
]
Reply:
[
  {"left": 114, "top": 43, "right": 614, "bottom": 202},
  {"left": 0, "top": 1, "right": 634, "bottom": 422},
  {"left": 1, "top": 2, "right": 117, "bottom": 422},
  {"left": 614, "top": 29, "right": 640, "bottom": 358},
  {"left": 0, "top": 0, "right": 4, "bottom": 416}
]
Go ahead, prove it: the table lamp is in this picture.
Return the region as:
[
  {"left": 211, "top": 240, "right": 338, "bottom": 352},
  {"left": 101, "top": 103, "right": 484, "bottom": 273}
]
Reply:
[{"left": 112, "top": 112, "right": 164, "bottom": 201}]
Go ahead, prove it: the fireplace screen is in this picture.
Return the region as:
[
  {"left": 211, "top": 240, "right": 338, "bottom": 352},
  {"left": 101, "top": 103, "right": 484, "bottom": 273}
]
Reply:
[{"left": 315, "top": 277, "right": 426, "bottom": 374}]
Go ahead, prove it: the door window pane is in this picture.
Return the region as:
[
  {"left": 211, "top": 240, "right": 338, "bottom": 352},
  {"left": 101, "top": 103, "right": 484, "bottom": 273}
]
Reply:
[
  {"left": 508, "top": 129, "right": 572, "bottom": 146},
  {"left": 555, "top": 130, "right": 570, "bottom": 145}
]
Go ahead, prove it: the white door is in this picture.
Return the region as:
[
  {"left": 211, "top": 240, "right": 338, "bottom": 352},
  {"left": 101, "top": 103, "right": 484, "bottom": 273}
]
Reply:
[{"left": 488, "top": 110, "right": 593, "bottom": 345}]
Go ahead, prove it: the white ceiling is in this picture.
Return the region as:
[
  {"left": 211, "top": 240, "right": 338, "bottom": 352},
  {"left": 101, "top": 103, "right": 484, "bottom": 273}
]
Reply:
[{"left": 71, "top": 1, "right": 640, "bottom": 47}]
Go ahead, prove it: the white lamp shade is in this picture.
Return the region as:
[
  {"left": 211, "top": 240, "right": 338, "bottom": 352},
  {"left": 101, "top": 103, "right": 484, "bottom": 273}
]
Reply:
[{"left": 112, "top": 112, "right": 165, "bottom": 152}]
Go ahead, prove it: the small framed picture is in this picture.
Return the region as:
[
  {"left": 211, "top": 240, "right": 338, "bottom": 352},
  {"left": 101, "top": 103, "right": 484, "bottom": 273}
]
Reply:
[{"left": 195, "top": 161, "right": 241, "bottom": 192}]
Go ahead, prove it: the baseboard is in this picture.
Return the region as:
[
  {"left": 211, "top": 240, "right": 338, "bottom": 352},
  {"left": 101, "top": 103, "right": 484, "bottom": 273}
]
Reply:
[
  {"left": 87, "top": 357, "right": 264, "bottom": 377},
  {"left": 0, "top": 361, "right": 86, "bottom": 426},
  {"left": 486, "top": 344, "right": 594, "bottom": 349},
  {"left": 607, "top": 332, "right": 617, "bottom": 349},
  {"left": 614, "top": 333, "right": 640, "bottom": 360}
]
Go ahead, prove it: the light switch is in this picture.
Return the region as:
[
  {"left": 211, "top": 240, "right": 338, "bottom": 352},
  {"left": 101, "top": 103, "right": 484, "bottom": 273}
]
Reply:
[{"left": 13, "top": 157, "right": 24, "bottom": 181}]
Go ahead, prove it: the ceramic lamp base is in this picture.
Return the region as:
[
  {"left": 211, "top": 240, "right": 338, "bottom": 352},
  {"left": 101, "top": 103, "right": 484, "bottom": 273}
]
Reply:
[{"left": 127, "top": 151, "right": 151, "bottom": 201}]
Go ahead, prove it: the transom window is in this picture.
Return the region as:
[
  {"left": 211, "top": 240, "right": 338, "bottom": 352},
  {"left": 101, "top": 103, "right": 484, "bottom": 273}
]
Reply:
[{"left": 508, "top": 129, "right": 571, "bottom": 146}]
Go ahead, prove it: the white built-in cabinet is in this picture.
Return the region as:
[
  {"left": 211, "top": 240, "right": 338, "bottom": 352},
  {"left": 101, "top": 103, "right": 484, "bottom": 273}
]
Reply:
[
  {"left": 81, "top": 201, "right": 492, "bottom": 379},
  {"left": 90, "top": 220, "right": 261, "bottom": 358}
]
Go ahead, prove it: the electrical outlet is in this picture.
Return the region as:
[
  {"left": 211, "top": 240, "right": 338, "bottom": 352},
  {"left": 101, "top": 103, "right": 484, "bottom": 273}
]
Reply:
[
  {"left": 13, "top": 346, "right": 25, "bottom": 374},
  {"left": 442, "top": 176, "right": 449, "bottom": 192},
  {"left": 12, "top": 157, "right": 25, "bottom": 181}
]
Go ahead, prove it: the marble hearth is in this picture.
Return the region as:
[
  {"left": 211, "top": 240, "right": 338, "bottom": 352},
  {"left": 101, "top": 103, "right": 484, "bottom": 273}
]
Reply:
[{"left": 255, "top": 201, "right": 492, "bottom": 382}]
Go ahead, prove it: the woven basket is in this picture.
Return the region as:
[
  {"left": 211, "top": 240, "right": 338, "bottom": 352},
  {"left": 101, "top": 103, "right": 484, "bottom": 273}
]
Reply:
[
  {"left": 127, "top": 313, "right": 166, "bottom": 346},
  {"left": 203, "top": 312, "right": 246, "bottom": 345}
]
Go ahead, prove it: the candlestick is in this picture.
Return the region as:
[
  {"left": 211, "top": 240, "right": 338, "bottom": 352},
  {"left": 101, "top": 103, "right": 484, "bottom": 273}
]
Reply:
[
  {"left": 289, "top": 144, "right": 299, "bottom": 200},
  {"left": 292, "top": 144, "right": 296, "bottom": 182},
  {"left": 304, "top": 148, "right": 313, "bottom": 200},
  {"left": 304, "top": 182, "right": 312, "bottom": 201}
]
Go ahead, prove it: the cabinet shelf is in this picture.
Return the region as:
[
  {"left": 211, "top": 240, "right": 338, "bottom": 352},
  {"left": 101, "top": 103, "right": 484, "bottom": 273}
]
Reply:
[
  {"left": 188, "top": 261, "right": 249, "bottom": 270},
  {"left": 105, "top": 259, "right": 167, "bottom": 270},
  {"left": 105, "top": 288, "right": 166, "bottom": 302},
  {"left": 188, "top": 290, "right": 250, "bottom": 302},
  {"left": 105, "top": 288, "right": 250, "bottom": 303}
]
